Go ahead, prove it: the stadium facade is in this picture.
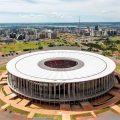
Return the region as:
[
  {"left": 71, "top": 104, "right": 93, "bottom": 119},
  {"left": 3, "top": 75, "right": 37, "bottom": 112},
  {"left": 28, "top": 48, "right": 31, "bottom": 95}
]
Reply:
[{"left": 6, "top": 50, "right": 116, "bottom": 103}]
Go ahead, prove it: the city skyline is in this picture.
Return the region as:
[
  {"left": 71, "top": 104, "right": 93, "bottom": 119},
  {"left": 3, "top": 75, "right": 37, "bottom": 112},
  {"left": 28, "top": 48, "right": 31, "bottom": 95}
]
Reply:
[{"left": 0, "top": 0, "right": 120, "bottom": 23}]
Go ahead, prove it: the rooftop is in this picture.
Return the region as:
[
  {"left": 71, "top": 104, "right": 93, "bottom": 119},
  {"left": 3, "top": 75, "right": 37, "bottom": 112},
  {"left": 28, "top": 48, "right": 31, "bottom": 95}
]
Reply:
[{"left": 6, "top": 50, "right": 116, "bottom": 83}]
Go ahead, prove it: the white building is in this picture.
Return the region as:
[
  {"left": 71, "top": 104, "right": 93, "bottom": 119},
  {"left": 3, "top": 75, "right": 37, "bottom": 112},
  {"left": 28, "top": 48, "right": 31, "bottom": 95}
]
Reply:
[{"left": 7, "top": 50, "right": 116, "bottom": 103}]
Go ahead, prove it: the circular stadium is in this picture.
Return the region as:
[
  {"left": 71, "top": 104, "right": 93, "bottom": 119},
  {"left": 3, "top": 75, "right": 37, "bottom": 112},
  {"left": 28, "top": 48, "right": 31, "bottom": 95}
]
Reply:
[{"left": 6, "top": 50, "right": 116, "bottom": 103}]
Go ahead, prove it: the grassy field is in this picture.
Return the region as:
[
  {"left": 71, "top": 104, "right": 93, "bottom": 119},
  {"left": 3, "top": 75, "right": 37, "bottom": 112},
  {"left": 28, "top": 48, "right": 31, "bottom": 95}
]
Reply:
[
  {"left": 0, "top": 64, "right": 6, "bottom": 74},
  {"left": 0, "top": 39, "right": 75, "bottom": 54},
  {"left": 0, "top": 85, "right": 6, "bottom": 107},
  {"left": 115, "top": 63, "right": 120, "bottom": 73},
  {"left": 111, "top": 36, "right": 120, "bottom": 41},
  {"left": 7, "top": 105, "right": 29, "bottom": 115},
  {"left": 116, "top": 44, "right": 120, "bottom": 51},
  {"left": 71, "top": 113, "right": 91, "bottom": 120},
  {"left": 34, "top": 113, "right": 62, "bottom": 120},
  {"left": 0, "top": 41, "right": 39, "bottom": 54}
]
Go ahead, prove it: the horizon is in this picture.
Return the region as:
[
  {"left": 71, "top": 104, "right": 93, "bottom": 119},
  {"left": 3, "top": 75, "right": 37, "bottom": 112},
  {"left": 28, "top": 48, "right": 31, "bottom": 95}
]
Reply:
[{"left": 0, "top": 21, "right": 120, "bottom": 24}]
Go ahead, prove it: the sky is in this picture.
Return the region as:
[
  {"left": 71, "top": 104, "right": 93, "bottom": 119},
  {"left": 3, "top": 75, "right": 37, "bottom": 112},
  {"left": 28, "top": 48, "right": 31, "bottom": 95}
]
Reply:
[{"left": 0, "top": 0, "right": 120, "bottom": 23}]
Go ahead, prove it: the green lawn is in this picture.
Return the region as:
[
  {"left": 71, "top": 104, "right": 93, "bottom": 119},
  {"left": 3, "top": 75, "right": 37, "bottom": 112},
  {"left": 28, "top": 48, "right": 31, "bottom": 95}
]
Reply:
[
  {"left": 71, "top": 113, "right": 91, "bottom": 120},
  {"left": 0, "top": 39, "right": 75, "bottom": 54},
  {"left": 94, "top": 108, "right": 109, "bottom": 114},
  {"left": 116, "top": 44, "right": 120, "bottom": 51},
  {"left": 0, "top": 85, "right": 6, "bottom": 106},
  {"left": 0, "top": 41, "right": 38, "bottom": 54},
  {"left": 7, "top": 105, "right": 29, "bottom": 115},
  {"left": 115, "top": 63, "right": 120, "bottom": 73},
  {"left": 111, "top": 36, "right": 120, "bottom": 41},
  {"left": 34, "top": 113, "right": 62, "bottom": 120},
  {"left": 0, "top": 64, "right": 6, "bottom": 74}
]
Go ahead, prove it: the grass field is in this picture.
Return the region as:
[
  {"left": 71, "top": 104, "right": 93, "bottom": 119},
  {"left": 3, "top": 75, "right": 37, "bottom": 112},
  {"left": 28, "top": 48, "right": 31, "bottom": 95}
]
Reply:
[
  {"left": 0, "top": 85, "right": 6, "bottom": 107},
  {"left": 0, "top": 39, "right": 75, "bottom": 54},
  {"left": 71, "top": 113, "right": 91, "bottom": 120},
  {"left": 111, "top": 36, "right": 120, "bottom": 41},
  {"left": 0, "top": 64, "right": 6, "bottom": 74},
  {"left": 0, "top": 41, "right": 39, "bottom": 54},
  {"left": 7, "top": 105, "right": 29, "bottom": 115},
  {"left": 115, "top": 63, "right": 120, "bottom": 73},
  {"left": 34, "top": 113, "right": 62, "bottom": 120},
  {"left": 116, "top": 44, "right": 120, "bottom": 51}
]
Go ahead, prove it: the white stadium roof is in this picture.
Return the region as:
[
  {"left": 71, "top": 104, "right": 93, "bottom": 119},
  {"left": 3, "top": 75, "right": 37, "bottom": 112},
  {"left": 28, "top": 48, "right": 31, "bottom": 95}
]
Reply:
[{"left": 7, "top": 50, "right": 116, "bottom": 83}]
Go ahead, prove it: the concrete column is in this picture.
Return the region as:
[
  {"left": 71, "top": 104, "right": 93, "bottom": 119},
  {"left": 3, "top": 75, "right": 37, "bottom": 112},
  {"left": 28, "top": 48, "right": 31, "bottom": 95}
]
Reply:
[
  {"left": 68, "top": 83, "right": 70, "bottom": 98},
  {"left": 103, "top": 79, "right": 106, "bottom": 90},
  {"left": 86, "top": 82, "right": 88, "bottom": 95},
  {"left": 83, "top": 82, "right": 84, "bottom": 97},
  {"left": 43, "top": 83, "right": 45, "bottom": 98},
  {"left": 89, "top": 81, "right": 92, "bottom": 95},
  {"left": 54, "top": 84, "right": 56, "bottom": 99},
  {"left": 39, "top": 83, "right": 41, "bottom": 98},
  {"left": 49, "top": 83, "right": 51, "bottom": 99},
  {"left": 107, "top": 76, "right": 109, "bottom": 89},
  {"left": 59, "top": 84, "right": 60, "bottom": 99},
  {"left": 11, "top": 75, "right": 13, "bottom": 87},
  {"left": 31, "top": 81, "right": 33, "bottom": 96},
  {"left": 87, "top": 82, "right": 89, "bottom": 96},
  {"left": 47, "top": 83, "right": 49, "bottom": 99},
  {"left": 112, "top": 73, "right": 115, "bottom": 86},
  {"left": 64, "top": 83, "right": 65, "bottom": 99},
  {"left": 76, "top": 83, "right": 78, "bottom": 97},
  {"left": 72, "top": 83, "right": 75, "bottom": 98},
  {"left": 16, "top": 77, "right": 18, "bottom": 89},
  {"left": 26, "top": 80, "right": 28, "bottom": 95},
  {"left": 23, "top": 79, "right": 25, "bottom": 93},
  {"left": 19, "top": 78, "right": 21, "bottom": 91},
  {"left": 35, "top": 83, "right": 36, "bottom": 97},
  {"left": 18, "top": 78, "right": 20, "bottom": 91},
  {"left": 95, "top": 80, "right": 96, "bottom": 94}
]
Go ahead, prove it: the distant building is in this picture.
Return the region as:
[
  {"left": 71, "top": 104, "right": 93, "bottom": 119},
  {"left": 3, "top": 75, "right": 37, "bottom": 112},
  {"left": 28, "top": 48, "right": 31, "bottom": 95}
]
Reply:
[
  {"left": 95, "top": 25, "right": 100, "bottom": 31},
  {"left": 17, "top": 34, "right": 25, "bottom": 40},
  {"left": 40, "top": 29, "right": 57, "bottom": 39},
  {"left": 9, "top": 33, "right": 16, "bottom": 39},
  {"left": 3, "top": 39, "right": 15, "bottom": 44},
  {"left": 107, "top": 29, "right": 117, "bottom": 36}
]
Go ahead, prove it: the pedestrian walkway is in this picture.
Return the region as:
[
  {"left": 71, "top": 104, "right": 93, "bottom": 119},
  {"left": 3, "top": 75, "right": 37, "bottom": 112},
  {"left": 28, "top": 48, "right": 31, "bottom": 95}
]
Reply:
[
  {"left": 0, "top": 72, "right": 8, "bottom": 81},
  {"left": 4, "top": 85, "right": 12, "bottom": 95},
  {"left": 0, "top": 81, "right": 7, "bottom": 85},
  {"left": 27, "top": 111, "right": 35, "bottom": 119},
  {"left": 81, "top": 101, "right": 94, "bottom": 111},
  {"left": 62, "top": 114, "right": 71, "bottom": 120},
  {"left": 5, "top": 93, "right": 17, "bottom": 100},
  {"left": 17, "top": 99, "right": 31, "bottom": 107},
  {"left": 91, "top": 111, "right": 97, "bottom": 118},
  {"left": 109, "top": 89, "right": 120, "bottom": 98},
  {"left": 111, "top": 105, "right": 120, "bottom": 114},
  {"left": 1, "top": 104, "right": 10, "bottom": 110},
  {"left": 115, "top": 84, "right": 120, "bottom": 89}
]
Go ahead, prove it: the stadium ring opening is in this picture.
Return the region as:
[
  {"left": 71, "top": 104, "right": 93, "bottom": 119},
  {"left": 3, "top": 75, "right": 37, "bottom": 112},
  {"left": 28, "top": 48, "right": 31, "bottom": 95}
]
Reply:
[{"left": 6, "top": 50, "right": 116, "bottom": 103}]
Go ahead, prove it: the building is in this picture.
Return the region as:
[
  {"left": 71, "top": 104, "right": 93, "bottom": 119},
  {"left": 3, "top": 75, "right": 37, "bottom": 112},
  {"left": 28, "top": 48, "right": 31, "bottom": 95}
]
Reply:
[
  {"left": 40, "top": 29, "right": 57, "bottom": 39},
  {"left": 6, "top": 50, "right": 116, "bottom": 103}
]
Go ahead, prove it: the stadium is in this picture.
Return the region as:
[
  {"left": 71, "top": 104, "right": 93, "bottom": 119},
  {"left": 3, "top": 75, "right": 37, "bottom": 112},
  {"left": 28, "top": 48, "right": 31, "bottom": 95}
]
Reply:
[{"left": 6, "top": 50, "right": 116, "bottom": 103}]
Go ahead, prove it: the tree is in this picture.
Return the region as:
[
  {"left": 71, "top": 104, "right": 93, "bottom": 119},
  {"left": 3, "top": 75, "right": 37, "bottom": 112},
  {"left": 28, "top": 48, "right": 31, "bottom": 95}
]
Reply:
[
  {"left": 38, "top": 46, "right": 43, "bottom": 50},
  {"left": 48, "top": 43, "right": 55, "bottom": 47}
]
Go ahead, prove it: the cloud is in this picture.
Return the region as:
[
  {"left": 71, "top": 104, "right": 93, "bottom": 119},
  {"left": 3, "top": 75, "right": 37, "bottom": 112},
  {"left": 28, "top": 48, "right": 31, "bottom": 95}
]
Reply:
[
  {"left": 0, "top": 0, "right": 120, "bottom": 22},
  {"left": 20, "top": 0, "right": 37, "bottom": 3}
]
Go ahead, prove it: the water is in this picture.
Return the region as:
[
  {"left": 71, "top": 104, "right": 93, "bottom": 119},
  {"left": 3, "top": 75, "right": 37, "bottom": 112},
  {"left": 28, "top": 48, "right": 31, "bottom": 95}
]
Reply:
[{"left": 0, "top": 22, "right": 120, "bottom": 29}]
